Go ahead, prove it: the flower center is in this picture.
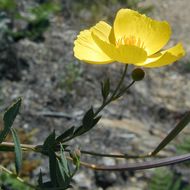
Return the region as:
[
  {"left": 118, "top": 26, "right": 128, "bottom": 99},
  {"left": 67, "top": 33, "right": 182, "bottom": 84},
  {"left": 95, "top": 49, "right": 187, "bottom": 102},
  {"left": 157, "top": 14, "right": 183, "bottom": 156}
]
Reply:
[{"left": 116, "top": 35, "right": 145, "bottom": 49}]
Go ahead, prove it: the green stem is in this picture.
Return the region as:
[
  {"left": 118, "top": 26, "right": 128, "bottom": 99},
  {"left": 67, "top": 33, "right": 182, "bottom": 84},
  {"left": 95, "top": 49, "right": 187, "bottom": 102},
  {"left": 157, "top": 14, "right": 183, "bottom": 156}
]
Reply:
[
  {"left": 94, "top": 64, "right": 129, "bottom": 117},
  {"left": 113, "top": 80, "right": 135, "bottom": 99},
  {"left": 1, "top": 141, "right": 152, "bottom": 160},
  {"left": 109, "top": 64, "right": 128, "bottom": 99},
  {"left": 60, "top": 65, "right": 133, "bottom": 143}
]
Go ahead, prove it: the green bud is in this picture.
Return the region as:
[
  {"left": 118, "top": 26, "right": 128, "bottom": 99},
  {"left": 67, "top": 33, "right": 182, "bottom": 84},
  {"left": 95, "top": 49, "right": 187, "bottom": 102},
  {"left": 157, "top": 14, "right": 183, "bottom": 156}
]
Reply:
[
  {"left": 69, "top": 149, "right": 81, "bottom": 166},
  {"left": 131, "top": 68, "right": 145, "bottom": 81}
]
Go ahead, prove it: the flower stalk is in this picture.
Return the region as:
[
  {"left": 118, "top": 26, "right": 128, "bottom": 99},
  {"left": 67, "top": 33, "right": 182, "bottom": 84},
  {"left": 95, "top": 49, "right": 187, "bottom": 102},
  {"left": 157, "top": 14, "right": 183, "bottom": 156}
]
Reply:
[{"left": 94, "top": 64, "right": 130, "bottom": 117}]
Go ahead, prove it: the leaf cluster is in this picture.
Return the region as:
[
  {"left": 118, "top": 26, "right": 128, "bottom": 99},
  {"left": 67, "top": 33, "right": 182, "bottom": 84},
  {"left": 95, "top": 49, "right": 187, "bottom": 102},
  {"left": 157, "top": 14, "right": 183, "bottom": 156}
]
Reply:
[
  {"left": 56, "top": 107, "right": 101, "bottom": 143},
  {"left": 38, "top": 134, "right": 77, "bottom": 189},
  {"left": 149, "top": 168, "right": 190, "bottom": 190}
]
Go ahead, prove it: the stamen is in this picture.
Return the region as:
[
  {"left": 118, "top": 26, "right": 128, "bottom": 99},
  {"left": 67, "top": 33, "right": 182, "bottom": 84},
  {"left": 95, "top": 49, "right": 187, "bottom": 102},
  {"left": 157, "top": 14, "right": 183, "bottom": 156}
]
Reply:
[{"left": 116, "top": 35, "right": 145, "bottom": 49}]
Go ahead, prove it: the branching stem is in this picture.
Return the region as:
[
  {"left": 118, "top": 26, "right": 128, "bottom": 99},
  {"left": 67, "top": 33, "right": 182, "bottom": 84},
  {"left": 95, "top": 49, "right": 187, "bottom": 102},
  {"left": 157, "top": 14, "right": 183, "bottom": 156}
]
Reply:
[
  {"left": 94, "top": 64, "right": 130, "bottom": 117},
  {"left": 79, "top": 153, "right": 190, "bottom": 171}
]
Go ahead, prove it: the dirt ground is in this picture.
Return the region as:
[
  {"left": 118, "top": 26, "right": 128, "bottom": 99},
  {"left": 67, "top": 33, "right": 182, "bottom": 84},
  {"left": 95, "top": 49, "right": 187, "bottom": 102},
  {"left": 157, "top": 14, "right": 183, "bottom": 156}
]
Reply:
[{"left": 1, "top": 0, "right": 190, "bottom": 189}]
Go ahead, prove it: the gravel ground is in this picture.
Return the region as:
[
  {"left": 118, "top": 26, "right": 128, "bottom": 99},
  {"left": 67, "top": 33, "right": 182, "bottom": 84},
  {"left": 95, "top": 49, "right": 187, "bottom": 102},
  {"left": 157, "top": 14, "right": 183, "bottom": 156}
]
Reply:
[{"left": 1, "top": 0, "right": 190, "bottom": 189}]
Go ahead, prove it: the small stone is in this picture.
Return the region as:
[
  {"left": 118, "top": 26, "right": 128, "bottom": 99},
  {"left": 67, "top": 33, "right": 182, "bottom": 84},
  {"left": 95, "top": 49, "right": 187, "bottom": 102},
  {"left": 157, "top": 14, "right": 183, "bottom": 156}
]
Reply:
[
  {"left": 73, "top": 172, "right": 92, "bottom": 189},
  {"left": 95, "top": 171, "right": 117, "bottom": 189}
]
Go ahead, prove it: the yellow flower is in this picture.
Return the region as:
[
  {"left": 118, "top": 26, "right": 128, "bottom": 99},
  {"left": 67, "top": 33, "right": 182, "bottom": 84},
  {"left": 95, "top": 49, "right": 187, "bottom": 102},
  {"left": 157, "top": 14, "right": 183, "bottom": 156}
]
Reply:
[{"left": 74, "top": 9, "right": 185, "bottom": 67}]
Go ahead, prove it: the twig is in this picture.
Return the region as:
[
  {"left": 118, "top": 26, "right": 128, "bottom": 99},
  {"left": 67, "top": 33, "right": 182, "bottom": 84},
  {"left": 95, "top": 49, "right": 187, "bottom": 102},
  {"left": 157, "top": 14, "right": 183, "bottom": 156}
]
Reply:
[
  {"left": 0, "top": 142, "right": 36, "bottom": 151},
  {"left": 2, "top": 141, "right": 190, "bottom": 172},
  {"left": 79, "top": 153, "right": 190, "bottom": 171},
  {"left": 68, "top": 149, "right": 151, "bottom": 159}
]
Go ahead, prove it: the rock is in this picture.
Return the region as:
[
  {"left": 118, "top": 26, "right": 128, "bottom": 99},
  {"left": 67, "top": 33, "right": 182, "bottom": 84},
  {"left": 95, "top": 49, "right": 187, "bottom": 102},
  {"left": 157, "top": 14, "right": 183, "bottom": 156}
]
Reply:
[
  {"left": 95, "top": 171, "right": 118, "bottom": 189},
  {"left": 73, "top": 171, "right": 93, "bottom": 189}
]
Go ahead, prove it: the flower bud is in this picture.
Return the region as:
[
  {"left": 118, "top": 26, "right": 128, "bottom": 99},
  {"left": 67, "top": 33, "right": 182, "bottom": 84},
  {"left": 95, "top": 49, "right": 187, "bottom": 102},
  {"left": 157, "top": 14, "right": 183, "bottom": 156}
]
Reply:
[
  {"left": 70, "top": 149, "right": 81, "bottom": 166},
  {"left": 131, "top": 68, "right": 145, "bottom": 81}
]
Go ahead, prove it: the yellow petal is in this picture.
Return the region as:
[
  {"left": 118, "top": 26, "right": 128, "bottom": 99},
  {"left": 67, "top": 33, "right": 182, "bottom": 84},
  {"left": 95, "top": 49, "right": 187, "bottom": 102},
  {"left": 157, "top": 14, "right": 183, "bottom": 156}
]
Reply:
[
  {"left": 114, "top": 45, "right": 147, "bottom": 64},
  {"left": 90, "top": 21, "right": 112, "bottom": 42},
  {"left": 108, "top": 28, "right": 116, "bottom": 45},
  {"left": 137, "top": 43, "right": 185, "bottom": 68},
  {"left": 74, "top": 29, "right": 113, "bottom": 64},
  {"left": 90, "top": 21, "right": 116, "bottom": 45},
  {"left": 92, "top": 32, "right": 147, "bottom": 64},
  {"left": 113, "top": 9, "right": 171, "bottom": 55}
]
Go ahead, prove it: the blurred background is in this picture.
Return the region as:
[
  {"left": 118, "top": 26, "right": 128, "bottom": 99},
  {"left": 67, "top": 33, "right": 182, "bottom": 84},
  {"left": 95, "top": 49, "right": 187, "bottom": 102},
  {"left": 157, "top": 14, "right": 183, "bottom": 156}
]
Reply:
[{"left": 0, "top": 0, "right": 190, "bottom": 189}]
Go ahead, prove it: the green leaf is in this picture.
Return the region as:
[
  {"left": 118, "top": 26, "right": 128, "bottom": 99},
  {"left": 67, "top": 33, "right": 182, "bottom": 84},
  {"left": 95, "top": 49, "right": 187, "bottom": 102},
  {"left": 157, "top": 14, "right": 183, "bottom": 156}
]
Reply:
[
  {"left": 60, "top": 108, "right": 101, "bottom": 141},
  {"left": 82, "top": 107, "right": 94, "bottom": 127},
  {"left": 74, "top": 115, "right": 101, "bottom": 138},
  {"left": 49, "top": 152, "right": 58, "bottom": 187},
  {"left": 42, "top": 130, "right": 57, "bottom": 187},
  {"left": 42, "top": 131, "right": 58, "bottom": 187},
  {"left": 151, "top": 111, "right": 190, "bottom": 155},
  {"left": 73, "top": 108, "right": 94, "bottom": 137},
  {"left": 59, "top": 144, "right": 70, "bottom": 176},
  {"left": 56, "top": 126, "right": 75, "bottom": 143},
  {"left": 56, "top": 144, "right": 71, "bottom": 188},
  {"left": 11, "top": 128, "right": 22, "bottom": 175},
  {"left": 42, "top": 131, "right": 56, "bottom": 153},
  {"left": 101, "top": 78, "right": 110, "bottom": 101},
  {"left": 0, "top": 98, "right": 22, "bottom": 143},
  {"left": 92, "top": 116, "right": 102, "bottom": 127}
]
